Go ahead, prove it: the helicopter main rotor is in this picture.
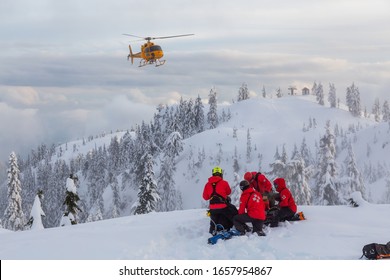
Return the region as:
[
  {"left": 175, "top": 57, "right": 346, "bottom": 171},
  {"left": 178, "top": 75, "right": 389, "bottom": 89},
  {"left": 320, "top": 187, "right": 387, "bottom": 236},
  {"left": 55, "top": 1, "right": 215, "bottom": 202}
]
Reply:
[{"left": 122, "top": 33, "right": 194, "bottom": 42}]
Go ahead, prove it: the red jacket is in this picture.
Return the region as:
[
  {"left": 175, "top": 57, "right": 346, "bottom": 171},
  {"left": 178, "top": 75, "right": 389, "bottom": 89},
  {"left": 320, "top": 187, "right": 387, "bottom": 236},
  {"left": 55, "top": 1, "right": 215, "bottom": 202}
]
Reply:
[
  {"left": 246, "top": 172, "right": 272, "bottom": 194},
  {"left": 203, "top": 176, "right": 231, "bottom": 209},
  {"left": 238, "top": 188, "right": 266, "bottom": 220},
  {"left": 274, "top": 178, "right": 297, "bottom": 213}
]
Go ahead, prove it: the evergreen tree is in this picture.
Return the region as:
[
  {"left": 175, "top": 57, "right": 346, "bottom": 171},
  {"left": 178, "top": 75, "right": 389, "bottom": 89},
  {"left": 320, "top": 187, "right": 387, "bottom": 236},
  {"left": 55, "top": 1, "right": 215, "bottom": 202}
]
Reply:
[
  {"left": 314, "top": 121, "right": 342, "bottom": 205},
  {"left": 315, "top": 82, "right": 324, "bottom": 105},
  {"left": 300, "top": 137, "right": 314, "bottom": 166},
  {"left": 276, "top": 87, "right": 283, "bottom": 98},
  {"left": 45, "top": 159, "right": 69, "bottom": 227},
  {"left": 372, "top": 98, "right": 381, "bottom": 122},
  {"left": 157, "top": 132, "right": 184, "bottom": 212},
  {"left": 231, "top": 172, "right": 241, "bottom": 206},
  {"left": 382, "top": 100, "right": 390, "bottom": 122},
  {"left": 87, "top": 147, "right": 107, "bottom": 208},
  {"left": 86, "top": 196, "right": 104, "bottom": 222},
  {"left": 383, "top": 178, "right": 390, "bottom": 203},
  {"left": 108, "top": 172, "right": 121, "bottom": 218},
  {"left": 286, "top": 151, "right": 312, "bottom": 205},
  {"left": 194, "top": 95, "right": 205, "bottom": 133},
  {"left": 342, "top": 143, "right": 366, "bottom": 198},
  {"left": 207, "top": 87, "right": 219, "bottom": 129},
  {"left": 133, "top": 154, "right": 160, "bottom": 215},
  {"left": 311, "top": 82, "right": 318, "bottom": 97},
  {"left": 26, "top": 190, "right": 45, "bottom": 230},
  {"left": 328, "top": 83, "right": 337, "bottom": 108},
  {"left": 233, "top": 146, "right": 240, "bottom": 174},
  {"left": 237, "top": 82, "right": 250, "bottom": 102},
  {"left": 246, "top": 128, "right": 252, "bottom": 163},
  {"left": 346, "top": 83, "right": 361, "bottom": 117},
  {"left": 60, "top": 175, "right": 81, "bottom": 226},
  {"left": 2, "top": 152, "right": 26, "bottom": 231},
  {"left": 269, "top": 146, "right": 287, "bottom": 179},
  {"left": 262, "top": 85, "right": 266, "bottom": 98}
]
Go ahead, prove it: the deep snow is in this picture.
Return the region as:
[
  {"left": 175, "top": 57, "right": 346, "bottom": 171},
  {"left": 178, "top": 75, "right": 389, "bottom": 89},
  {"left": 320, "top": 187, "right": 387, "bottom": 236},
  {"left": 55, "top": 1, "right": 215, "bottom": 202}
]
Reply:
[{"left": 1, "top": 193, "right": 389, "bottom": 260}]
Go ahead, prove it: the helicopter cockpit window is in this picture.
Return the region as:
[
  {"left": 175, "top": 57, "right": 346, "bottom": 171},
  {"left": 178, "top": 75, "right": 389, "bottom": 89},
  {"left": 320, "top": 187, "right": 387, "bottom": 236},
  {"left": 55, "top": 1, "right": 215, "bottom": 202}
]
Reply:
[{"left": 150, "top": 46, "right": 162, "bottom": 52}]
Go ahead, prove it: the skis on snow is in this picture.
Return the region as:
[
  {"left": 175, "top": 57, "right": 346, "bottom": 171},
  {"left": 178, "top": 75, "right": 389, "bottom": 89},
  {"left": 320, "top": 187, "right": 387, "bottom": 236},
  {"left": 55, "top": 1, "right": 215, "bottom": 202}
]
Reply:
[{"left": 207, "top": 228, "right": 243, "bottom": 245}]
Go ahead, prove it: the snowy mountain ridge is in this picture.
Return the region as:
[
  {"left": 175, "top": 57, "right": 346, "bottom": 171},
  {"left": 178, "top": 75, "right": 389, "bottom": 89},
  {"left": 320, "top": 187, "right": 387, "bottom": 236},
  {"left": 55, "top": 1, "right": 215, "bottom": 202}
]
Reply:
[{"left": 1, "top": 94, "right": 390, "bottom": 228}]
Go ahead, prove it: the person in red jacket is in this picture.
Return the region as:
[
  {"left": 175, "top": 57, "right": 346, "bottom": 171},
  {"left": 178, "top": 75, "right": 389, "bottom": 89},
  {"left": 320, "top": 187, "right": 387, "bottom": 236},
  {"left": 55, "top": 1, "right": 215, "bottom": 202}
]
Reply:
[
  {"left": 233, "top": 180, "right": 266, "bottom": 236},
  {"left": 244, "top": 171, "right": 274, "bottom": 209},
  {"left": 270, "top": 177, "right": 297, "bottom": 227},
  {"left": 203, "top": 166, "right": 236, "bottom": 235}
]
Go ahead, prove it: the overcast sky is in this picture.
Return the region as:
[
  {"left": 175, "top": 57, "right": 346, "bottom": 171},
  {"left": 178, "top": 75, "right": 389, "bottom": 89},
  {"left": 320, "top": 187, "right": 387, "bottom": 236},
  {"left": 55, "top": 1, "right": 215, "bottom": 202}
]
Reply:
[{"left": 0, "top": 0, "right": 389, "bottom": 162}]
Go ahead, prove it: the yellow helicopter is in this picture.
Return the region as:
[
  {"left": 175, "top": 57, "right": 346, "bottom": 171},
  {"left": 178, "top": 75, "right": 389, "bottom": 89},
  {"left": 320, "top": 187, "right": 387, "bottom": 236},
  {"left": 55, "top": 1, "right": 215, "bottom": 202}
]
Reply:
[{"left": 122, "top": 34, "right": 194, "bottom": 67}]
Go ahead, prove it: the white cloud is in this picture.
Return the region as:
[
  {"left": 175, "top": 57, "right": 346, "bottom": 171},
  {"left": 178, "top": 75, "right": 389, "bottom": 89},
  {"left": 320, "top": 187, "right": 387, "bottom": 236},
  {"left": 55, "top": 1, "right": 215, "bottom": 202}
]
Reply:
[{"left": 0, "top": 0, "right": 389, "bottom": 161}]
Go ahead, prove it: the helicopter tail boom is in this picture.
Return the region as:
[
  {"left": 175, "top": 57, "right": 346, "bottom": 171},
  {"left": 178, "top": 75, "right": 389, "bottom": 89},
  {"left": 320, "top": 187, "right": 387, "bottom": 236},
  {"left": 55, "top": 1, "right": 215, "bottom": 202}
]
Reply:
[
  {"left": 127, "top": 45, "right": 142, "bottom": 64},
  {"left": 128, "top": 45, "right": 134, "bottom": 64}
]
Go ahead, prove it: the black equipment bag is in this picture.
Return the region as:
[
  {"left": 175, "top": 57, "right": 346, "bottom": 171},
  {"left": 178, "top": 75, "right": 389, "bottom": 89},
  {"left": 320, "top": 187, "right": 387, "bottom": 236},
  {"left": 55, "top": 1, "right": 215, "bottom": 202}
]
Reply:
[{"left": 361, "top": 242, "right": 390, "bottom": 260}]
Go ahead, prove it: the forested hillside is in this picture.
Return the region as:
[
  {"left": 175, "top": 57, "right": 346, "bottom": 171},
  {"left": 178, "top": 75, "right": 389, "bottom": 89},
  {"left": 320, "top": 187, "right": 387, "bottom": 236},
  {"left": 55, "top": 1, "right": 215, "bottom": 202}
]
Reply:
[{"left": 1, "top": 87, "right": 390, "bottom": 230}]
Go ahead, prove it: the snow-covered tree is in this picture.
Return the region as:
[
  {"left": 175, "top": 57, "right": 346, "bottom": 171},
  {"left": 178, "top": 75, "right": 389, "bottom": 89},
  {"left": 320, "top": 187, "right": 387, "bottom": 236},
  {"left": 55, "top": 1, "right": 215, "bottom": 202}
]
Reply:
[
  {"left": 328, "top": 83, "right": 337, "bottom": 108},
  {"left": 311, "top": 82, "right": 318, "bottom": 96},
  {"left": 314, "top": 121, "right": 342, "bottom": 205},
  {"left": 300, "top": 137, "right": 314, "bottom": 166},
  {"left": 341, "top": 143, "right": 366, "bottom": 198},
  {"left": 261, "top": 85, "right": 267, "bottom": 98},
  {"left": 108, "top": 172, "right": 121, "bottom": 219},
  {"left": 346, "top": 83, "right": 361, "bottom": 117},
  {"left": 26, "top": 190, "right": 45, "bottom": 230},
  {"left": 383, "top": 178, "right": 390, "bottom": 203},
  {"left": 286, "top": 152, "right": 312, "bottom": 205},
  {"left": 372, "top": 98, "right": 381, "bottom": 122},
  {"left": 133, "top": 154, "right": 160, "bottom": 215},
  {"left": 276, "top": 87, "right": 283, "bottom": 98},
  {"left": 315, "top": 82, "right": 324, "bottom": 105},
  {"left": 194, "top": 95, "right": 205, "bottom": 133},
  {"left": 207, "top": 87, "right": 219, "bottom": 129},
  {"left": 158, "top": 132, "right": 183, "bottom": 212},
  {"left": 233, "top": 146, "right": 240, "bottom": 174},
  {"left": 2, "top": 152, "right": 26, "bottom": 231},
  {"left": 382, "top": 100, "right": 390, "bottom": 122},
  {"left": 246, "top": 128, "right": 252, "bottom": 163},
  {"left": 86, "top": 196, "right": 104, "bottom": 222},
  {"left": 231, "top": 172, "right": 241, "bottom": 206},
  {"left": 237, "top": 82, "right": 250, "bottom": 102},
  {"left": 269, "top": 146, "right": 288, "bottom": 179},
  {"left": 60, "top": 175, "right": 81, "bottom": 226}
]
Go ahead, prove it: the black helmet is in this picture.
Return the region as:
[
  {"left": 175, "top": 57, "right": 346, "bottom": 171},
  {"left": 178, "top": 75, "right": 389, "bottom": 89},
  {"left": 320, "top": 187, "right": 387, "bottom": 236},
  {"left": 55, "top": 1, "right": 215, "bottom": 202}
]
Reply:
[{"left": 239, "top": 180, "right": 250, "bottom": 191}]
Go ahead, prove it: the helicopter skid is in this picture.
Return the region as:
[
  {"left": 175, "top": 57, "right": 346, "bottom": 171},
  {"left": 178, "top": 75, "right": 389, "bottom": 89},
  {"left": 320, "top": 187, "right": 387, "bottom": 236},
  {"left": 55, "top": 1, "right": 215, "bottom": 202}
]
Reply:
[
  {"left": 155, "top": 59, "right": 166, "bottom": 67},
  {"left": 138, "top": 59, "right": 166, "bottom": 67}
]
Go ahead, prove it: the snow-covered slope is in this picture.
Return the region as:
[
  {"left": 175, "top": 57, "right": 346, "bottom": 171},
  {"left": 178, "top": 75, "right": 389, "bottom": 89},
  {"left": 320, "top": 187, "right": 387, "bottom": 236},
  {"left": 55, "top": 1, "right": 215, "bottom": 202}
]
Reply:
[
  {"left": 1, "top": 196, "right": 389, "bottom": 260},
  {"left": 23, "top": 95, "right": 389, "bottom": 218},
  {"left": 176, "top": 95, "right": 387, "bottom": 209}
]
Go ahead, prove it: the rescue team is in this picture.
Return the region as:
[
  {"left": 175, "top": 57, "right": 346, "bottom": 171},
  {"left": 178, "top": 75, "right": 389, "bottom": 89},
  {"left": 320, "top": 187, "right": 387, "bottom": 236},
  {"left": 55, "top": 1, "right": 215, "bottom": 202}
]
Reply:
[{"left": 203, "top": 166, "right": 302, "bottom": 237}]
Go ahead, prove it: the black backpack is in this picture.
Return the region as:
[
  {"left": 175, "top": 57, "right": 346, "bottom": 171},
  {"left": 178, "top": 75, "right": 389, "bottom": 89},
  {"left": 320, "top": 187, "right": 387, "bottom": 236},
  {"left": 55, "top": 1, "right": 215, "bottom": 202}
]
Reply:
[{"left": 361, "top": 242, "right": 390, "bottom": 260}]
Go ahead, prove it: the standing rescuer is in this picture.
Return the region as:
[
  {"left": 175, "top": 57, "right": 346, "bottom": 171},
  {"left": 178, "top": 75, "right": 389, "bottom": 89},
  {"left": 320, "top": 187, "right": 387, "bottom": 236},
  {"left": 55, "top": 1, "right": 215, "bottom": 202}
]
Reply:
[{"left": 203, "top": 166, "right": 236, "bottom": 235}]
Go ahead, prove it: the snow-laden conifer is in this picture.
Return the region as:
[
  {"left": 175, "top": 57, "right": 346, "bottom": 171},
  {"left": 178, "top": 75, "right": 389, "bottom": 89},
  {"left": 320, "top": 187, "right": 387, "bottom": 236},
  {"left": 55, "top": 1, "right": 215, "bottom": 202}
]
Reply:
[
  {"left": 26, "top": 190, "right": 45, "bottom": 230},
  {"left": 2, "top": 152, "right": 26, "bottom": 231},
  {"left": 314, "top": 121, "right": 342, "bottom": 205},
  {"left": 158, "top": 132, "right": 183, "bottom": 212},
  {"left": 60, "top": 175, "right": 81, "bottom": 226},
  {"left": 207, "top": 87, "right": 219, "bottom": 129},
  {"left": 133, "top": 154, "right": 160, "bottom": 215}
]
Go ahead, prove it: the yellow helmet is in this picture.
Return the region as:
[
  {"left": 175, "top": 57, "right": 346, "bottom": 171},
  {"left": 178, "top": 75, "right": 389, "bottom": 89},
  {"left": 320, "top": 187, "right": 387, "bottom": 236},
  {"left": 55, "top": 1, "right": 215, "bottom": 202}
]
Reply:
[{"left": 212, "top": 166, "right": 223, "bottom": 176}]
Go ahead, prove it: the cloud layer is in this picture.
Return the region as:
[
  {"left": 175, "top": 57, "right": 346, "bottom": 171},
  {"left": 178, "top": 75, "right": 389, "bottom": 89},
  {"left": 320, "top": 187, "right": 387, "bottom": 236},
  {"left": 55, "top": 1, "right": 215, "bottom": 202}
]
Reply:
[{"left": 1, "top": 0, "right": 389, "bottom": 161}]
